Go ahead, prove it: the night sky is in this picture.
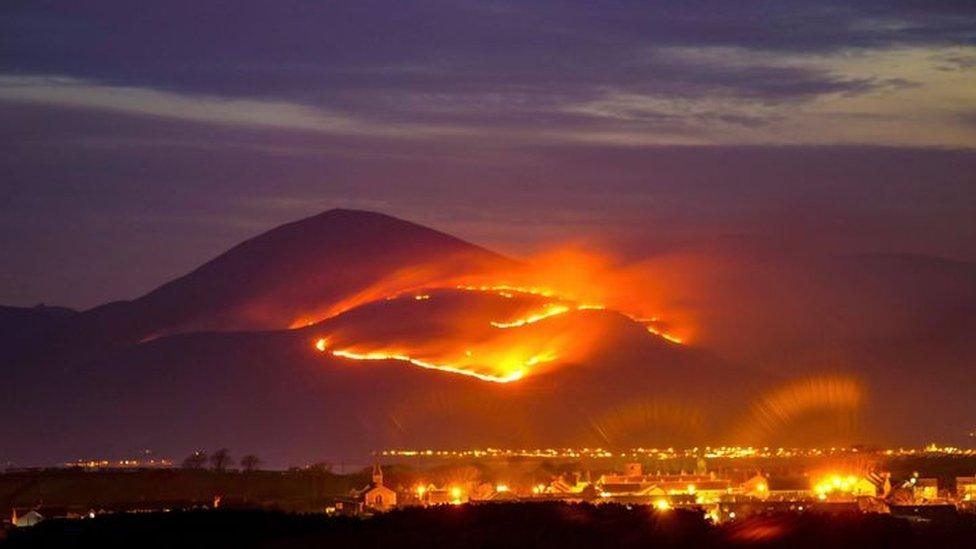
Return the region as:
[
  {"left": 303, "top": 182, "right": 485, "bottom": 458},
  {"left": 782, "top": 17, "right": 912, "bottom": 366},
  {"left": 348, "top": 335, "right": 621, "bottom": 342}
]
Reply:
[{"left": 2, "top": 1, "right": 974, "bottom": 308}]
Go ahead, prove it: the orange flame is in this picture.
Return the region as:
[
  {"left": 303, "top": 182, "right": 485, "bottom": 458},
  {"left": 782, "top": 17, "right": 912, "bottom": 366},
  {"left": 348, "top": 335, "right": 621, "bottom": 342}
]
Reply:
[
  {"left": 490, "top": 304, "right": 571, "bottom": 328},
  {"left": 319, "top": 339, "right": 552, "bottom": 383}
]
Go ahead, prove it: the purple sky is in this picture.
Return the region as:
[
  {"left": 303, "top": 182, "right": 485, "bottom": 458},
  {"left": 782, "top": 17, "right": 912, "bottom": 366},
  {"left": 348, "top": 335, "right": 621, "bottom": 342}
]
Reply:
[{"left": 1, "top": 1, "right": 974, "bottom": 308}]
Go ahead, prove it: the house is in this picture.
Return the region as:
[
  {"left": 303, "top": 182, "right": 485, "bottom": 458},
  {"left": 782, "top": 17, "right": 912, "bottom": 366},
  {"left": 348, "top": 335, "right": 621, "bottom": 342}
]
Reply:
[
  {"left": 326, "top": 497, "right": 363, "bottom": 516},
  {"left": 913, "top": 478, "right": 938, "bottom": 501},
  {"left": 865, "top": 472, "right": 892, "bottom": 498},
  {"left": 360, "top": 464, "right": 397, "bottom": 512},
  {"left": 742, "top": 473, "right": 769, "bottom": 499},
  {"left": 424, "top": 485, "right": 468, "bottom": 505},
  {"left": 12, "top": 510, "right": 44, "bottom": 528},
  {"left": 595, "top": 466, "right": 731, "bottom": 506},
  {"left": 812, "top": 473, "right": 881, "bottom": 499},
  {"left": 598, "top": 467, "right": 727, "bottom": 497},
  {"left": 765, "top": 477, "right": 814, "bottom": 501},
  {"left": 548, "top": 473, "right": 593, "bottom": 496},
  {"left": 956, "top": 476, "right": 976, "bottom": 501}
]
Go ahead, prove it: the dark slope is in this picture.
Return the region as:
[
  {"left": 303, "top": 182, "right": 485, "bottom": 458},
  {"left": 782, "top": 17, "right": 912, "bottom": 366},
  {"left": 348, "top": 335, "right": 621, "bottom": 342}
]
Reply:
[{"left": 0, "top": 311, "right": 758, "bottom": 468}]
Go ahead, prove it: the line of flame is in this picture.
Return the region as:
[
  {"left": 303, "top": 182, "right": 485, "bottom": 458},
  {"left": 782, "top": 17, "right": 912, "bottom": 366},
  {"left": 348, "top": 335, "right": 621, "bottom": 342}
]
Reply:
[
  {"left": 458, "top": 284, "right": 682, "bottom": 343},
  {"left": 490, "top": 305, "right": 571, "bottom": 328},
  {"left": 326, "top": 346, "right": 532, "bottom": 383},
  {"left": 645, "top": 325, "right": 684, "bottom": 344}
]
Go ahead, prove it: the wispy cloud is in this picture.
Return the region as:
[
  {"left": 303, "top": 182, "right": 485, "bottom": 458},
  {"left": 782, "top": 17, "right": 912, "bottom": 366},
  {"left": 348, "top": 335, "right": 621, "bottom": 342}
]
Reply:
[{"left": 0, "top": 75, "right": 471, "bottom": 140}]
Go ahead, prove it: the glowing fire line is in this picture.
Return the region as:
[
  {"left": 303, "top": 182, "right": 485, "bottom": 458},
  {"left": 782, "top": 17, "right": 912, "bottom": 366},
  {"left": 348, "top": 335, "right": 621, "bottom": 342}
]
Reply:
[
  {"left": 322, "top": 344, "right": 535, "bottom": 383},
  {"left": 456, "top": 284, "right": 557, "bottom": 298},
  {"left": 490, "top": 305, "right": 571, "bottom": 328},
  {"left": 645, "top": 325, "right": 683, "bottom": 344},
  {"left": 458, "top": 285, "right": 683, "bottom": 343},
  {"left": 298, "top": 283, "right": 685, "bottom": 345}
]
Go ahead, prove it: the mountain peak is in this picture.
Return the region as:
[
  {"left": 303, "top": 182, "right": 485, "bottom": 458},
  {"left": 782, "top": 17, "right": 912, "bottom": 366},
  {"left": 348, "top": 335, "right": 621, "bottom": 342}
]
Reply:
[{"left": 62, "top": 209, "right": 511, "bottom": 344}]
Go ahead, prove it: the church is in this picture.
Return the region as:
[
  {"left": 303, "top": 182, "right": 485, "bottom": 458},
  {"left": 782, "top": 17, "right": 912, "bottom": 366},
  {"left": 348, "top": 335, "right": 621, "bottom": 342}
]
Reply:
[{"left": 361, "top": 464, "right": 397, "bottom": 512}]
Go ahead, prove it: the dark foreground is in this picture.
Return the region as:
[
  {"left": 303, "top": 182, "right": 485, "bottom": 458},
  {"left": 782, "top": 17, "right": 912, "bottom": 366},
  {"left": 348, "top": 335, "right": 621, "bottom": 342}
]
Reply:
[{"left": 4, "top": 503, "right": 976, "bottom": 549}]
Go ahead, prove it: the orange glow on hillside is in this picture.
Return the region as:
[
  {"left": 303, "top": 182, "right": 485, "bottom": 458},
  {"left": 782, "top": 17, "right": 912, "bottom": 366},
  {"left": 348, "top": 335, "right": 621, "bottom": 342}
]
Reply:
[
  {"left": 289, "top": 247, "right": 695, "bottom": 344},
  {"left": 308, "top": 281, "right": 683, "bottom": 384},
  {"left": 297, "top": 247, "right": 697, "bottom": 383},
  {"left": 453, "top": 248, "right": 697, "bottom": 344},
  {"left": 457, "top": 283, "right": 686, "bottom": 343}
]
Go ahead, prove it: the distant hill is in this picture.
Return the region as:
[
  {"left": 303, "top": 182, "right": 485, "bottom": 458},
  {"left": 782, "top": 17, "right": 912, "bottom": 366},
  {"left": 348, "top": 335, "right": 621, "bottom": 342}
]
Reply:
[{"left": 0, "top": 304, "right": 76, "bottom": 349}]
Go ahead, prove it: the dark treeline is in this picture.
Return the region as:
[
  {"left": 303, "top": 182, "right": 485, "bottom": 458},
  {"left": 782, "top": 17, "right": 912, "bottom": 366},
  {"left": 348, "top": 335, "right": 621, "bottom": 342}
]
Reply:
[
  {"left": 4, "top": 503, "right": 976, "bottom": 549},
  {"left": 0, "top": 468, "right": 367, "bottom": 515}
]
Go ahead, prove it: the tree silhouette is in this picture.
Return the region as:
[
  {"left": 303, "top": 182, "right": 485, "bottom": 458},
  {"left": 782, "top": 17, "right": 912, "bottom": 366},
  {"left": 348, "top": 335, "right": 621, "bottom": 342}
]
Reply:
[
  {"left": 240, "top": 454, "right": 262, "bottom": 472},
  {"left": 181, "top": 451, "right": 208, "bottom": 469},
  {"left": 210, "top": 448, "right": 234, "bottom": 471}
]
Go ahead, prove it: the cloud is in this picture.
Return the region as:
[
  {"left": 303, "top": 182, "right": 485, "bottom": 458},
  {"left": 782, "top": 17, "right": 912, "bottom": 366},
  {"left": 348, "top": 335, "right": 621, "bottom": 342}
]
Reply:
[
  {"left": 1, "top": 3, "right": 975, "bottom": 150},
  {"left": 0, "top": 75, "right": 470, "bottom": 139}
]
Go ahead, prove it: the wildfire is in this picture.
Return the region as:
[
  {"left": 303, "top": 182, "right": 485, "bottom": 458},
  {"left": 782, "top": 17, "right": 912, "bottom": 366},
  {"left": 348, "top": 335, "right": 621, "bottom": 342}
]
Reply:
[
  {"left": 456, "top": 284, "right": 557, "bottom": 298},
  {"left": 490, "top": 304, "right": 571, "bottom": 328},
  {"left": 297, "top": 248, "right": 694, "bottom": 383},
  {"left": 308, "top": 280, "right": 686, "bottom": 384},
  {"left": 645, "top": 325, "right": 684, "bottom": 344},
  {"left": 461, "top": 284, "right": 685, "bottom": 343},
  {"left": 323, "top": 343, "right": 539, "bottom": 383}
]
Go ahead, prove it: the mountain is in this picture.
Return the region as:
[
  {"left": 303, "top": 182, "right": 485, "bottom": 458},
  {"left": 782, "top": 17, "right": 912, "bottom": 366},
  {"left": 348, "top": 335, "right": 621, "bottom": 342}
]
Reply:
[
  {"left": 0, "top": 210, "right": 972, "bottom": 467},
  {"left": 0, "top": 210, "right": 766, "bottom": 466},
  {"left": 10, "top": 209, "right": 512, "bottom": 365}
]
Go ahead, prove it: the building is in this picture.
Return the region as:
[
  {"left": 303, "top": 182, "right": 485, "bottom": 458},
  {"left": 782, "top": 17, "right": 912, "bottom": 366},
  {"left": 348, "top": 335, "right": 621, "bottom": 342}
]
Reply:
[
  {"left": 865, "top": 472, "right": 892, "bottom": 499},
  {"left": 360, "top": 464, "right": 397, "bottom": 512},
  {"left": 12, "top": 510, "right": 44, "bottom": 528},
  {"left": 741, "top": 473, "right": 769, "bottom": 499},
  {"left": 547, "top": 473, "right": 593, "bottom": 498},
  {"left": 596, "top": 464, "right": 733, "bottom": 505},
  {"left": 811, "top": 473, "right": 884, "bottom": 499},
  {"left": 424, "top": 485, "right": 468, "bottom": 505},
  {"left": 956, "top": 476, "right": 976, "bottom": 501},
  {"left": 325, "top": 497, "right": 363, "bottom": 516},
  {"left": 913, "top": 478, "right": 939, "bottom": 501},
  {"left": 765, "top": 477, "right": 814, "bottom": 501}
]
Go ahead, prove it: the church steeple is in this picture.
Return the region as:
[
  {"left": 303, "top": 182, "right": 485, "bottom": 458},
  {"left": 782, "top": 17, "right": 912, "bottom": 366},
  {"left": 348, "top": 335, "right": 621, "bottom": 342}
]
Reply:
[{"left": 372, "top": 463, "right": 384, "bottom": 486}]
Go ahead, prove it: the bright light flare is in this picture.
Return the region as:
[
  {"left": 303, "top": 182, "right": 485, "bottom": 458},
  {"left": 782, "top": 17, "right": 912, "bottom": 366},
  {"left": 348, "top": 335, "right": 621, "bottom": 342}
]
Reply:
[
  {"left": 450, "top": 486, "right": 463, "bottom": 504},
  {"left": 812, "top": 473, "right": 869, "bottom": 497},
  {"left": 730, "top": 375, "right": 864, "bottom": 444}
]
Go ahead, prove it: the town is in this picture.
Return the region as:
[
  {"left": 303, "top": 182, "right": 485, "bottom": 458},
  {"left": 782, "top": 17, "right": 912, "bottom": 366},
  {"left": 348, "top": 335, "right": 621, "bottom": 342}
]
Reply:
[{"left": 3, "top": 445, "right": 976, "bottom": 535}]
